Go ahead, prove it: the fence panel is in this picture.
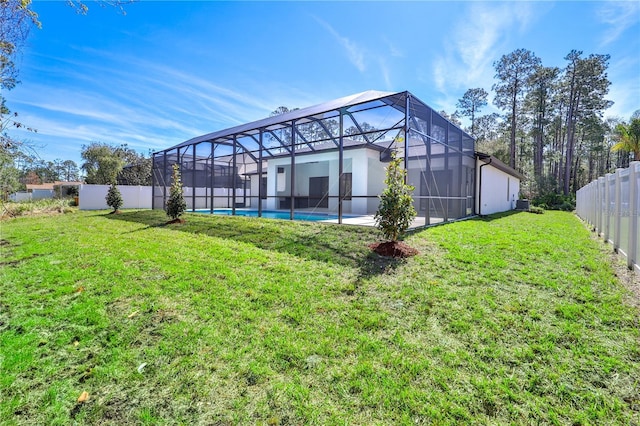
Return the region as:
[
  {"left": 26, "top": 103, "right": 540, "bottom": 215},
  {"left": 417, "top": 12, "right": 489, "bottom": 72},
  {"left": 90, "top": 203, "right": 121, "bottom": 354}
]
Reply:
[
  {"left": 619, "top": 170, "right": 630, "bottom": 257},
  {"left": 608, "top": 173, "right": 616, "bottom": 244},
  {"left": 79, "top": 185, "right": 152, "bottom": 210},
  {"left": 576, "top": 161, "right": 640, "bottom": 272}
]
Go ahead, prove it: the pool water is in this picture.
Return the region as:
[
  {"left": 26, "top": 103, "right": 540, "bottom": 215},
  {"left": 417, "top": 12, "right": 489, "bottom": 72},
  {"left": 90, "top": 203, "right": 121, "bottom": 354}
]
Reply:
[{"left": 194, "top": 209, "right": 340, "bottom": 222}]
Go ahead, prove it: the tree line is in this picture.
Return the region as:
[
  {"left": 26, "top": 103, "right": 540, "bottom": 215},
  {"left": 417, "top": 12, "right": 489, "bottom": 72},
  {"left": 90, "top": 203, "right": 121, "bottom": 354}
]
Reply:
[
  {"left": 1, "top": 142, "right": 152, "bottom": 198},
  {"left": 451, "top": 48, "right": 639, "bottom": 200}
]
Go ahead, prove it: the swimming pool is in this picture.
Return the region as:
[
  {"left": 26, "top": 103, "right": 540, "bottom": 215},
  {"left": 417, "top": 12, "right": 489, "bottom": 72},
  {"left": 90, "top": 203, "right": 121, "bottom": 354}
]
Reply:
[{"left": 194, "top": 209, "right": 341, "bottom": 222}]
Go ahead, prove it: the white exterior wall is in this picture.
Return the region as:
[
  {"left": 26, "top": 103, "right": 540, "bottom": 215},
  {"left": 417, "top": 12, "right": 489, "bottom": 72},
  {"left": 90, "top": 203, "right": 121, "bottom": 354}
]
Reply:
[
  {"left": 249, "top": 174, "right": 260, "bottom": 209},
  {"left": 265, "top": 149, "right": 381, "bottom": 214},
  {"left": 476, "top": 160, "right": 520, "bottom": 215},
  {"left": 79, "top": 185, "right": 152, "bottom": 210},
  {"left": 366, "top": 154, "right": 386, "bottom": 213}
]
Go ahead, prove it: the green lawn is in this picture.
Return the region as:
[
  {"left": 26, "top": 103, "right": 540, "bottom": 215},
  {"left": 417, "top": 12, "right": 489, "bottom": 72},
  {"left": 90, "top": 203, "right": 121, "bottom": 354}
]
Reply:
[{"left": 1, "top": 209, "right": 638, "bottom": 425}]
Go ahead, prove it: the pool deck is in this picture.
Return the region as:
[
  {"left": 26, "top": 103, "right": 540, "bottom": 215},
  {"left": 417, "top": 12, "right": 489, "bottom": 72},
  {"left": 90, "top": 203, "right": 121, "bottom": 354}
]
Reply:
[
  {"left": 320, "top": 215, "right": 443, "bottom": 228},
  {"left": 195, "top": 208, "right": 443, "bottom": 229}
]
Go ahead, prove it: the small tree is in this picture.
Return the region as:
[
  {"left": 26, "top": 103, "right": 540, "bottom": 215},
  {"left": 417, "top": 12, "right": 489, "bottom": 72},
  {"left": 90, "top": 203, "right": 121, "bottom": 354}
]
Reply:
[
  {"left": 374, "top": 149, "right": 417, "bottom": 242},
  {"left": 612, "top": 118, "right": 640, "bottom": 162},
  {"left": 105, "top": 182, "right": 122, "bottom": 213},
  {"left": 166, "top": 164, "right": 186, "bottom": 221}
]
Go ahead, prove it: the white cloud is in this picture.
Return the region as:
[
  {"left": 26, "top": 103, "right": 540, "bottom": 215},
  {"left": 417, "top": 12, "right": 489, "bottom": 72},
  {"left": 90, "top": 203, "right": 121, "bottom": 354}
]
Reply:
[
  {"left": 48, "top": 46, "right": 280, "bottom": 119},
  {"left": 7, "top": 47, "right": 331, "bottom": 163},
  {"left": 597, "top": 1, "right": 640, "bottom": 46},
  {"left": 432, "top": 58, "right": 447, "bottom": 95},
  {"left": 314, "top": 17, "right": 366, "bottom": 73},
  {"left": 382, "top": 36, "right": 404, "bottom": 58},
  {"left": 431, "top": 2, "right": 538, "bottom": 111},
  {"left": 378, "top": 57, "right": 392, "bottom": 91},
  {"left": 312, "top": 16, "right": 402, "bottom": 90}
]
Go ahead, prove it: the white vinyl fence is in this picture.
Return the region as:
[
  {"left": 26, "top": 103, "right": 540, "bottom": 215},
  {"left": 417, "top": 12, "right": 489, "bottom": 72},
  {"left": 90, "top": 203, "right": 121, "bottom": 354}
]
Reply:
[
  {"left": 79, "top": 185, "right": 152, "bottom": 210},
  {"left": 576, "top": 161, "right": 640, "bottom": 271}
]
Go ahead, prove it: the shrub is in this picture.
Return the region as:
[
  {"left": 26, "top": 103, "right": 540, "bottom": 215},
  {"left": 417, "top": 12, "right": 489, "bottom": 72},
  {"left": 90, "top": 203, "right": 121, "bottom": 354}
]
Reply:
[
  {"left": 105, "top": 183, "right": 123, "bottom": 212},
  {"left": 532, "top": 192, "right": 575, "bottom": 211},
  {"left": 1, "top": 199, "right": 75, "bottom": 218},
  {"left": 528, "top": 206, "right": 545, "bottom": 214},
  {"left": 2, "top": 202, "right": 33, "bottom": 217},
  {"left": 166, "top": 164, "right": 186, "bottom": 221},
  {"left": 558, "top": 201, "right": 575, "bottom": 212},
  {"left": 374, "top": 150, "right": 417, "bottom": 242},
  {"left": 67, "top": 186, "right": 79, "bottom": 197}
]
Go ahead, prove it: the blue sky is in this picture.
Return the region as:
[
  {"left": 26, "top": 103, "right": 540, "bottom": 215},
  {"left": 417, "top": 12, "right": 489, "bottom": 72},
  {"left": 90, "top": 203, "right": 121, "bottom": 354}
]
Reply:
[{"left": 6, "top": 1, "right": 640, "bottom": 166}]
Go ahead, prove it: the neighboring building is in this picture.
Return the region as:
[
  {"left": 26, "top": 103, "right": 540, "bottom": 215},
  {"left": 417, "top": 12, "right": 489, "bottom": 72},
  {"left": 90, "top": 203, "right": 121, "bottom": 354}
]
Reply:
[
  {"left": 25, "top": 183, "right": 55, "bottom": 200},
  {"left": 152, "top": 90, "right": 521, "bottom": 227},
  {"left": 11, "top": 181, "right": 84, "bottom": 201}
]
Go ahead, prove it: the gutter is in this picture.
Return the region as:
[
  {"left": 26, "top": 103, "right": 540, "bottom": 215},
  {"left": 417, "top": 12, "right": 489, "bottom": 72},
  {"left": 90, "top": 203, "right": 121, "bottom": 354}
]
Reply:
[{"left": 478, "top": 155, "right": 492, "bottom": 216}]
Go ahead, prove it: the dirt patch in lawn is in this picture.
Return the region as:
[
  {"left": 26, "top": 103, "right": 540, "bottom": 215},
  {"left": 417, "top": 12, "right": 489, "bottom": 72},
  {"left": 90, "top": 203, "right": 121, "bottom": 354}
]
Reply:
[
  {"left": 166, "top": 218, "right": 185, "bottom": 225},
  {"left": 368, "top": 241, "right": 418, "bottom": 258},
  {"left": 609, "top": 249, "right": 640, "bottom": 310},
  {"left": 587, "top": 228, "right": 640, "bottom": 310}
]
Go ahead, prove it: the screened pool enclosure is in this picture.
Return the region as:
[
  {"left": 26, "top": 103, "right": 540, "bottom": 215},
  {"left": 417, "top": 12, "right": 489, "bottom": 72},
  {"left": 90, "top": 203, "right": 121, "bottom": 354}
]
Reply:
[{"left": 152, "top": 90, "right": 476, "bottom": 227}]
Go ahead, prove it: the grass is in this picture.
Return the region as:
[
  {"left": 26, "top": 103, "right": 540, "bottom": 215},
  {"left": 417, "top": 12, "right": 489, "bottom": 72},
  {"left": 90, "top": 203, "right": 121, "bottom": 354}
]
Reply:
[{"left": 0, "top": 209, "right": 638, "bottom": 425}]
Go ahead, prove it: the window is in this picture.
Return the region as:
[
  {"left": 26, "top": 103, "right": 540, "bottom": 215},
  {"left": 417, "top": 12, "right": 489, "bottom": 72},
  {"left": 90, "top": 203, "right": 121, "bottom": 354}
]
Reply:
[
  {"left": 340, "top": 173, "right": 352, "bottom": 200},
  {"left": 277, "top": 167, "right": 286, "bottom": 191},
  {"left": 261, "top": 177, "right": 267, "bottom": 199}
]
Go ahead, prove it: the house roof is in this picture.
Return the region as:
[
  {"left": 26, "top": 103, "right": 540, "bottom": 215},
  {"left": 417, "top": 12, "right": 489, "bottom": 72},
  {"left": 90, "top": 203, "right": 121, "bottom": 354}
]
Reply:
[
  {"left": 57, "top": 181, "right": 84, "bottom": 185},
  {"left": 476, "top": 152, "right": 526, "bottom": 181},
  {"left": 26, "top": 183, "right": 55, "bottom": 191},
  {"left": 25, "top": 181, "right": 84, "bottom": 191},
  {"left": 162, "top": 90, "right": 403, "bottom": 152}
]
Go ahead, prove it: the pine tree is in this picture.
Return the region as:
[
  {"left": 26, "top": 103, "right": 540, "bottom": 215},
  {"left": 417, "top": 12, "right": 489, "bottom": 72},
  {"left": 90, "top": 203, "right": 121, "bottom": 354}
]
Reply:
[
  {"left": 457, "top": 88, "right": 488, "bottom": 137},
  {"left": 166, "top": 164, "right": 186, "bottom": 221},
  {"left": 105, "top": 182, "right": 122, "bottom": 213},
  {"left": 492, "top": 48, "right": 541, "bottom": 170},
  {"left": 374, "top": 150, "right": 417, "bottom": 242}
]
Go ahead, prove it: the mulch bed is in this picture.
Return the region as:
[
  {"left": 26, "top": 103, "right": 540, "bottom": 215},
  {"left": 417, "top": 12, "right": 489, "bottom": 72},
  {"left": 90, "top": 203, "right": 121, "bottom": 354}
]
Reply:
[
  {"left": 166, "top": 218, "right": 185, "bottom": 225},
  {"left": 368, "top": 241, "right": 419, "bottom": 258}
]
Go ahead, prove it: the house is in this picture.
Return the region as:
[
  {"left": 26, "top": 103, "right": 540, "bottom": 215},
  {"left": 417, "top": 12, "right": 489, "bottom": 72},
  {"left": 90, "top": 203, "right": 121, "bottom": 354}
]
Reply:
[
  {"left": 476, "top": 153, "right": 525, "bottom": 215},
  {"left": 25, "top": 183, "right": 56, "bottom": 200},
  {"left": 10, "top": 181, "right": 84, "bottom": 202},
  {"left": 152, "top": 90, "right": 522, "bottom": 227}
]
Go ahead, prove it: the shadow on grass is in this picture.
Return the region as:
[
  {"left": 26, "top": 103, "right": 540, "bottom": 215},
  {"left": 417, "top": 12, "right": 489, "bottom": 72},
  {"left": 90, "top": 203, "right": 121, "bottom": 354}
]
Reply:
[
  {"left": 401, "top": 210, "right": 523, "bottom": 239},
  {"left": 473, "top": 210, "right": 527, "bottom": 221},
  {"left": 103, "top": 210, "right": 403, "bottom": 279}
]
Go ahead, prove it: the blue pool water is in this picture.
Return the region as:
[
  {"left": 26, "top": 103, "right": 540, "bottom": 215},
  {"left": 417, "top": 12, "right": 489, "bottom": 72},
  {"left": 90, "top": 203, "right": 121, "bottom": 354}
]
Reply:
[{"left": 194, "top": 209, "right": 340, "bottom": 222}]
